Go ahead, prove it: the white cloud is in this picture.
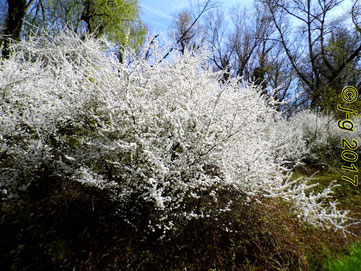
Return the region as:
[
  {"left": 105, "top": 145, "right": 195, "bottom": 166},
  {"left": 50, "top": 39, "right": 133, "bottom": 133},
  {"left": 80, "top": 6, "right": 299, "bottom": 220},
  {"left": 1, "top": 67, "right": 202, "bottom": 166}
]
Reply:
[{"left": 140, "top": 4, "right": 175, "bottom": 21}]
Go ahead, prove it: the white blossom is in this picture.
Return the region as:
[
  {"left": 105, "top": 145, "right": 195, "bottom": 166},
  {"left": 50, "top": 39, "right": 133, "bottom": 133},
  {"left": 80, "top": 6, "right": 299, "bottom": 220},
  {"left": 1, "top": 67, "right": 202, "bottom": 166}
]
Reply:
[{"left": 0, "top": 31, "right": 356, "bottom": 234}]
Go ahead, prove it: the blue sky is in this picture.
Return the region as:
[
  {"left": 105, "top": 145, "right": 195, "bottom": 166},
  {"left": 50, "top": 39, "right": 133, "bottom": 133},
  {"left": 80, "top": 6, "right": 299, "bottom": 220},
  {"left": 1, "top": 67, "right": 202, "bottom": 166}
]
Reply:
[
  {"left": 139, "top": 0, "right": 254, "bottom": 36},
  {"left": 139, "top": 0, "right": 354, "bottom": 38}
]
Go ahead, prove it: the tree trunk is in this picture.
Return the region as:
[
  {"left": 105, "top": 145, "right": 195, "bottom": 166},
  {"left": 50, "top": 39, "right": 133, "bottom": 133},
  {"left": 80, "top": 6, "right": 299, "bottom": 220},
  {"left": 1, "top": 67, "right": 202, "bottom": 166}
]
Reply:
[{"left": 1, "top": 0, "right": 31, "bottom": 58}]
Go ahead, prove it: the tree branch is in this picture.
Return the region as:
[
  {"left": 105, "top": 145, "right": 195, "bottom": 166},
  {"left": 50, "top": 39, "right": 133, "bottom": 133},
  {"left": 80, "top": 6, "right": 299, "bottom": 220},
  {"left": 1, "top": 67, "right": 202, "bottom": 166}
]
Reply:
[{"left": 159, "top": 0, "right": 216, "bottom": 62}]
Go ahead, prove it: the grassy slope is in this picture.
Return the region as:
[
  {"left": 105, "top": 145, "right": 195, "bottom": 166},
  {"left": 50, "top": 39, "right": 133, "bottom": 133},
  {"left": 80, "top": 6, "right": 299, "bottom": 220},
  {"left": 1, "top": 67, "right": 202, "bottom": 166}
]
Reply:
[{"left": 290, "top": 161, "right": 361, "bottom": 270}]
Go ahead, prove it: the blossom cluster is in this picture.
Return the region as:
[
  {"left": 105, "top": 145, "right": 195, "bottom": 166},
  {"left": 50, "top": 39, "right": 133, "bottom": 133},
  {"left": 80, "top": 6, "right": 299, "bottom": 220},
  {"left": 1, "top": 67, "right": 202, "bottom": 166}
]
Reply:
[
  {"left": 288, "top": 110, "right": 361, "bottom": 161},
  {"left": 0, "top": 32, "right": 353, "bottom": 233}
]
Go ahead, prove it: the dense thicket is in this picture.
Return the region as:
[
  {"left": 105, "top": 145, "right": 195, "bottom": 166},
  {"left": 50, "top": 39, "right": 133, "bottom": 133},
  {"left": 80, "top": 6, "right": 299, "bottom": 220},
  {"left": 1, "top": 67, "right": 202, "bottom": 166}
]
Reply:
[{"left": 0, "top": 32, "right": 359, "bottom": 269}]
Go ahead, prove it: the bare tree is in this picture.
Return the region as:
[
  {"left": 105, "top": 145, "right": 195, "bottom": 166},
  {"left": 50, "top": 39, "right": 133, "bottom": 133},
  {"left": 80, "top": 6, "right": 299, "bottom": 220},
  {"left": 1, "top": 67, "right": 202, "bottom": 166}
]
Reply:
[
  {"left": 161, "top": 0, "right": 217, "bottom": 61},
  {"left": 202, "top": 9, "right": 234, "bottom": 81},
  {"left": 231, "top": 6, "right": 268, "bottom": 80},
  {"left": 261, "top": 0, "right": 361, "bottom": 112},
  {"left": 202, "top": 2, "right": 294, "bottom": 108},
  {"left": 171, "top": 9, "right": 205, "bottom": 54}
]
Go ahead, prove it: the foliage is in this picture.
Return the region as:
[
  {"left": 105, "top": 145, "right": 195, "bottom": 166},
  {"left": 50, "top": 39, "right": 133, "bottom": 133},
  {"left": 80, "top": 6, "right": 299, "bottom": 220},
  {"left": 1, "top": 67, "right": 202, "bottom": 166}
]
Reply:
[
  {"left": 0, "top": 0, "right": 146, "bottom": 59},
  {"left": 39, "top": 0, "right": 146, "bottom": 48}
]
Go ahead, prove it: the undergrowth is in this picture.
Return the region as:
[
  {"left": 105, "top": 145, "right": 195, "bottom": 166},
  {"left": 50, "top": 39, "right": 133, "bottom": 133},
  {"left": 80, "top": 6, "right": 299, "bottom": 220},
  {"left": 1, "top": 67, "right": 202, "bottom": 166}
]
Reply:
[
  {"left": 291, "top": 161, "right": 361, "bottom": 270},
  {"left": 0, "top": 177, "right": 352, "bottom": 270}
]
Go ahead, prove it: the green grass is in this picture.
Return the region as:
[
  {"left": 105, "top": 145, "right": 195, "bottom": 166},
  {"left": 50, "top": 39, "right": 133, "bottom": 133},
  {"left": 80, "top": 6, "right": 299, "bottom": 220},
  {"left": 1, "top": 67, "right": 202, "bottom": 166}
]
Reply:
[
  {"left": 290, "top": 162, "right": 361, "bottom": 270},
  {"left": 324, "top": 241, "right": 361, "bottom": 271}
]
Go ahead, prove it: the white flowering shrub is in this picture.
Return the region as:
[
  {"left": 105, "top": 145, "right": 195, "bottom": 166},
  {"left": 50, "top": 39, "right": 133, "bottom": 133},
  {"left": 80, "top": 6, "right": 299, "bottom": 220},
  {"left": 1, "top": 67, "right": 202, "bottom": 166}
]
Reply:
[
  {"left": 0, "top": 32, "right": 353, "bottom": 234},
  {"left": 288, "top": 110, "right": 361, "bottom": 162}
]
